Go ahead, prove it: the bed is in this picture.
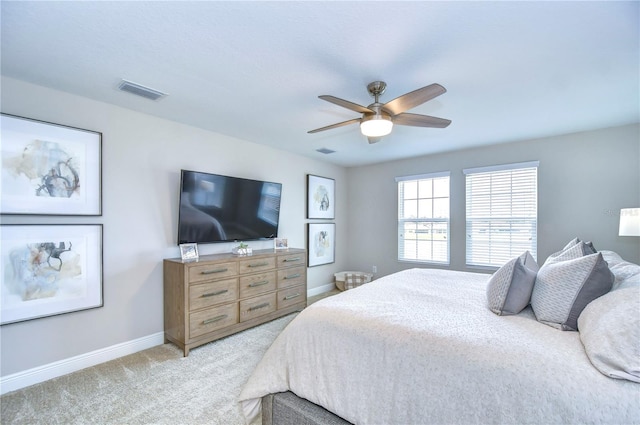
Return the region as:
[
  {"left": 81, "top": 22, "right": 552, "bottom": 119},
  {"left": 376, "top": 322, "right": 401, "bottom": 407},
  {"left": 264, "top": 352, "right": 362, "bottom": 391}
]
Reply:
[{"left": 239, "top": 247, "right": 640, "bottom": 425}]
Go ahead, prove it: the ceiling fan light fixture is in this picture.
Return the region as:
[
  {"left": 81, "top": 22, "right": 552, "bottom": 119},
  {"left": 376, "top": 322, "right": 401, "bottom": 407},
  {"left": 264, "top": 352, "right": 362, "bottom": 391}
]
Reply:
[{"left": 360, "top": 115, "right": 393, "bottom": 137}]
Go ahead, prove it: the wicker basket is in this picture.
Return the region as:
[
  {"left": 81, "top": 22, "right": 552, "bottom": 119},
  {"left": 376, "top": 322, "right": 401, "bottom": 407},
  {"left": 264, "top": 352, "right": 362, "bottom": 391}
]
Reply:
[{"left": 334, "top": 271, "right": 373, "bottom": 291}]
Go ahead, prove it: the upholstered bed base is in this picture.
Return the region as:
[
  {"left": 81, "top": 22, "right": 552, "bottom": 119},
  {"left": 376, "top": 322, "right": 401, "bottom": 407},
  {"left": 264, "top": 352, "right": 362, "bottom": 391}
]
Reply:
[{"left": 261, "top": 392, "right": 352, "bottom": 425}]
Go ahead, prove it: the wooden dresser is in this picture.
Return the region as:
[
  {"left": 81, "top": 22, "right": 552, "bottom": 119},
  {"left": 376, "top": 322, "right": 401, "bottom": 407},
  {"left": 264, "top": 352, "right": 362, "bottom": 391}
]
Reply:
[{"left": 163, "top": 248, "right": 307, "bottom": 356}]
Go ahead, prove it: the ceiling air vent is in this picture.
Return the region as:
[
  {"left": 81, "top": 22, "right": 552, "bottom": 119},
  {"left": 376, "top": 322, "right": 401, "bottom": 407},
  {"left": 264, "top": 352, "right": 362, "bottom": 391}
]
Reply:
[
  {"left": 117, "top": 79, "right": 167, "bottom": 101},
  {"left": 316, "top": 148, "right": 336, "bottom": 154}
]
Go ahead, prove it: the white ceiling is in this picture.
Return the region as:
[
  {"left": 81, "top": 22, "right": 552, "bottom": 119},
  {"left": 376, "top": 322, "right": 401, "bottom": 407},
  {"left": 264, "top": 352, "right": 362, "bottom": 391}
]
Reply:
[{"left": 1, "top": 1, "right": 638, "bottom": 167}]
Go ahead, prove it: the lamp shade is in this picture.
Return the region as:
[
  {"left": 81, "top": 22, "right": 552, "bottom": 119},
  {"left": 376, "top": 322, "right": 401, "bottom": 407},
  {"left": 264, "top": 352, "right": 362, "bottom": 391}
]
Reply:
[
  {"left": 619, "top": 208, "right": 640, "bottom": 236},
  {"left": 360, "top": 116, "right": 393, "bottom": 137}
]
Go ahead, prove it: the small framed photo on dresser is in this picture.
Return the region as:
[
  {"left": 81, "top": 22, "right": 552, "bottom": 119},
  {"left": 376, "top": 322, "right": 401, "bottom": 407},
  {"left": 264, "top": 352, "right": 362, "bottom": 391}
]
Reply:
[
  {"left": 179, "top": 243, "right": 199, "bottom": 262},
  {"left": 274, "top": 238, "right": 289, "bottom": 250}
]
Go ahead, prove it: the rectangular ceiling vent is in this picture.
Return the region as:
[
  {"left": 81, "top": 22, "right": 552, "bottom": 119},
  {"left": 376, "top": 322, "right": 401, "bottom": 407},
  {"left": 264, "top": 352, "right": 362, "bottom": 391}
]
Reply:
[
  {"left": 117, "top": 79, "right": 167, "bottom": 101},
  {"left": 316, "top": 148, "right": 336, "bottom": 154}
]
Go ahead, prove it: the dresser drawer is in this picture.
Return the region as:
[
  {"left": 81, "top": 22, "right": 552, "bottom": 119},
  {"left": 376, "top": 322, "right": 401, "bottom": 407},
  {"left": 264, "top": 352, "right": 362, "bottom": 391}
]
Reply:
[
  {"left": 239, "top": 257, "right": 276, "bottom": 274},
  {"left": 240, "top": 292, "right": 276, "bottom": 322},
  {"left": 239, "top": 271, "right": 277, "bottom": 299},
  {"left": 277, "top": 253, "right": 306, "bottom": 268},
  {"left": 188, "top": 261, "right": 238, "bottom": 284},
  {"left": 189, "top": 278, "right": 238, "bottom": 311},
  {"left": 277, "top": 286, "right": 305, "bottom": 310},
  {"left": 189, "top": 303, "right": 238, "bottom": 339},
  {"left": 277, "top": 266, "right": 306, "bottom": 289}
]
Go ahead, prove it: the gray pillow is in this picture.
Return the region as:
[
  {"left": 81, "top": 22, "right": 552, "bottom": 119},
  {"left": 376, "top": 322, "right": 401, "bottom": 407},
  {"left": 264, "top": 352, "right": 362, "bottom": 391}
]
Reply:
[
  {"left": 531, "top": 252, "right": 614, "bottom": 331},
  {"left": 545, "top": 239, "right": 596, "bottom": 265},
  {"left": 487, "top": 251, "right": 539, "bottom": 316}
]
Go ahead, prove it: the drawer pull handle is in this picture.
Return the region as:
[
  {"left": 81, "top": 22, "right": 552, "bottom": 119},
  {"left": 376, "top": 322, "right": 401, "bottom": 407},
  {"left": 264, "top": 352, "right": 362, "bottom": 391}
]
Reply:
[
  {"left": 283, "top": 257, "right": 301, "bottom": 262},
  {"left": 248, "top": 262, "right": 269, "bottom": 268},
  {"left": 248, "top": 280, "right": 269, "bottom": 287},
  {"left": 201, "top": 268, "right": 228, "bottom": 275},
  {"left": 284, "top": 273, "right": 301, "bottom": 279},
  {"left": 284, "top": 293, "right": 301, "bottom": 301},
  {"left": 248, "top": 302, "right": 270, "bottom": 311},
  {"left": 202, "top": 289, "right": 228, "bottom": 297},
  {"left": 203, "top": 314, "right": 228, "bottom": 325}
]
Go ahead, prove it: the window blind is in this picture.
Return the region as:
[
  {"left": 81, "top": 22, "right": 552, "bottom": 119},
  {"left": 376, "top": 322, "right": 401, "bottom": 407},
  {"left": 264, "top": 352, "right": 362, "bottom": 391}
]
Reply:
[
  {"left": 397, "top": 172, "right": 450, "bottom": 264},
  {"left": 464, "top": 162, "right": 538, "bottom": 267}
]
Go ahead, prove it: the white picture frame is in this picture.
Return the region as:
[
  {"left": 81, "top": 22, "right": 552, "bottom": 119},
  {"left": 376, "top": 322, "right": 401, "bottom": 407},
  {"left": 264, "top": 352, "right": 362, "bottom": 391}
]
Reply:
[
  {"left": 274, "top": 237, "right": 289, "bottom": 250},
  {"left": 179, "top": 243, "right": 199, "bottom": 261}
]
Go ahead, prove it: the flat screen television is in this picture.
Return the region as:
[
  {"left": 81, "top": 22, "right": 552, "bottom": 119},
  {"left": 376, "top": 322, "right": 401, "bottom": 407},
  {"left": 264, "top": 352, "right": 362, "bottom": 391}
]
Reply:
[{"left": 177, "top": 170, "right": 282, "bottom": 244}]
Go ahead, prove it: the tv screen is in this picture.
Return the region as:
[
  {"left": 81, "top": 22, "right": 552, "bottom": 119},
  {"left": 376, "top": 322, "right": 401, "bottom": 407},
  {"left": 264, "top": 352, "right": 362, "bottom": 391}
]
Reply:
[{"left": 177, "top": 170, "right": 282, "bottom": 244}]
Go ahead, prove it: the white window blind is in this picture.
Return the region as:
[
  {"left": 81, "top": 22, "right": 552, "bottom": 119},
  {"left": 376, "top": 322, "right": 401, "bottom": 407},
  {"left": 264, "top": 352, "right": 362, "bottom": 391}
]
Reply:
[
  {"left": 464, "top": 161, "right": 538, "bottom": 267},
  {"left": 396, "top": 172, "right": 450, "bottom": 264}
]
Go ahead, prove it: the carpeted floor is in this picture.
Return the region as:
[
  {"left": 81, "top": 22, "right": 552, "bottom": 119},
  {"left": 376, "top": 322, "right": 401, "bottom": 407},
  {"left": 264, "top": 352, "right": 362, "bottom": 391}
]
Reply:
[
  {"left": 1, "top": 290, "right": 340, "bottom": 425},
  {"left": 0, "top": 313, "right": 297, "bottom": 425}
]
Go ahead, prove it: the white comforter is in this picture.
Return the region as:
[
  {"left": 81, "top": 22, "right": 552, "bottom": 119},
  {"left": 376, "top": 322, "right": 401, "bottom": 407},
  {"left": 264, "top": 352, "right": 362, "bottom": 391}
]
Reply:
[{"left": 239, "top": 268, "right": 640, "bottom": 424}]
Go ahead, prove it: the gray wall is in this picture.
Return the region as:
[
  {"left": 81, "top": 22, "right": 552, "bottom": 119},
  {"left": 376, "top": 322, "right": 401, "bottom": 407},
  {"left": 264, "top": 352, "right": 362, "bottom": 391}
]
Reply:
[
  {"left": 346, "top": 124, "right": 640, "bottom": 278},
  {"left": 0, "top": 77, "right": 348, "bottom": 376}
]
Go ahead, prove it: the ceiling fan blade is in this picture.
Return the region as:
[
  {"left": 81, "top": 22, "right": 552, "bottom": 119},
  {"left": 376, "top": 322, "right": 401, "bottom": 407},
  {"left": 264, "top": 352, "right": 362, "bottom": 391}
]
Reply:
[
  {"left": 382, "top": 83, "right": 446, "bottom": 115},
  {"left": 319, "top": 95, "right": 374, "bottom": 114},
  {"left": 394, "top": 113, "right": 451, "bottom": 128},
  {"left": 307, "top": 118, "right": 361, "bottom": 134}
]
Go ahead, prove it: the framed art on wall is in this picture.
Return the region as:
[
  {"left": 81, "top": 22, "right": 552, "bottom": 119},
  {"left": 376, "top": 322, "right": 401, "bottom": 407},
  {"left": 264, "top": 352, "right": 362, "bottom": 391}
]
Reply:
[
  {"left": 307, "top": 174, "right": 335, "bottom": 219},
  {"left": 307, "top": 223, "right": 335, "bottom": 267},
  {"left": 0, "top": 113, "right": 102, "bottom": 216},
  {"left": 0, "top": 224, "right": 103, "bottom": 325}
]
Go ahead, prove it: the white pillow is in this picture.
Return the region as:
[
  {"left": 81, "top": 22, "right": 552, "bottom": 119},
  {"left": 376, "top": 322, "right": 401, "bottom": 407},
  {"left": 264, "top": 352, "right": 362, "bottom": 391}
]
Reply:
[
  {"left": 486, "top": 251, "right": 538, "bottom": 316},
  {"left": 531, "top": 252, "right": 614, "bottom": 331},
  {"left": 578, "top": 285, "right": 640, "bottom": 383},
  {"left": 601, "top": 250, "right": 640, "bottom": 291}
]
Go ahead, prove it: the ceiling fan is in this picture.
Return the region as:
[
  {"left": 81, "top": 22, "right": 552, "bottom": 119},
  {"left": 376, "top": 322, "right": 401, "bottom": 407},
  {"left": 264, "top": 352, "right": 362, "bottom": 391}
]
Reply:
[{"left": 308, "top": 81, "right": 451, "bottom": 144}]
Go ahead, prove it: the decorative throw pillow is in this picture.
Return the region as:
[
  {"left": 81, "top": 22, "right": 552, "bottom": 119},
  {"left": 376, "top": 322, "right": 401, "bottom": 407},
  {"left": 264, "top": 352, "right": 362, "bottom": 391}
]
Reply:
[
  {"left": 544, "top": 239, "right": 596, "bottom": 265},
  {"left": 531, "top": 252, "right": 614, "bottom": 331},
  {"left": 578, "top": 285, "right": 640, "bottom": 383},
  {"left": 487, "top": 251, "right": 539, "bottom": 316}
]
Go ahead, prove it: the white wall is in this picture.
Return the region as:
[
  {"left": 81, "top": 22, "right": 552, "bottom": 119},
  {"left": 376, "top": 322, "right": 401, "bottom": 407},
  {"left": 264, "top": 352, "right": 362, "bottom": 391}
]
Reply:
[
  {"left": 0, "top": 77, "right": 348, "bottom": 377},
  {"left": 347, "top": 124, "right": 640, "bottom": 278}
]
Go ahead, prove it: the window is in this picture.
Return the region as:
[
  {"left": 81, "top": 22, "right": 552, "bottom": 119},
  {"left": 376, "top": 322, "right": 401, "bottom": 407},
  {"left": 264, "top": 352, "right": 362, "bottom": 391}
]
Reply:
[
  {"left": 397, "top": 172, "right": 450, "bottom": 264},
  {"left": 464, "top": 161, "right": 539, "bottom": 267}
]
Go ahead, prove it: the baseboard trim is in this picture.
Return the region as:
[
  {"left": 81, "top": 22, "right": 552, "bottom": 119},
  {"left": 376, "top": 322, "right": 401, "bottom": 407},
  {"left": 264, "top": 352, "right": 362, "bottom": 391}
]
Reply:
[
  {"left": 0, "top": 332, "right": 165, "bottom": 395},
  {"left": 307, "top": 282, "right": 336, "bottom": 298}
]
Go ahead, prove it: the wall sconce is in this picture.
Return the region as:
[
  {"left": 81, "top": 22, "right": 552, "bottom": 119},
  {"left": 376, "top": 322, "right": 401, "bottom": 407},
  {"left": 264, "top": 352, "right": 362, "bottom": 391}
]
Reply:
[{"left": 619, "top": 208, "right": 640, "bottom": 236}]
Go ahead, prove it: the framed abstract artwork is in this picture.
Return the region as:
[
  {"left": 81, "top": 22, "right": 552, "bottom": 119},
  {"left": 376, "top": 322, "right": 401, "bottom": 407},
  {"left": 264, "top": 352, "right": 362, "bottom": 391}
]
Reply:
[
  {"left": 307, "top": 174, "right": 335, "bottom": 219},
  {"left": 0, "top": 113, "right": 102, "bottom": 215},
  {"left": 307, "top": 223, "right": 335, "bottom": 267},
  {"left": 0, "top": 224, "right": 103, "bottom": 325}
]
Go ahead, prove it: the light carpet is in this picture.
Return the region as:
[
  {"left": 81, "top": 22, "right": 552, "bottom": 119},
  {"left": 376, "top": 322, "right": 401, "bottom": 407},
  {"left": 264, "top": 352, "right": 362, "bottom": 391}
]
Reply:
[{"left": 1, "top": 313, "right": 298, "bottom": 425}]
